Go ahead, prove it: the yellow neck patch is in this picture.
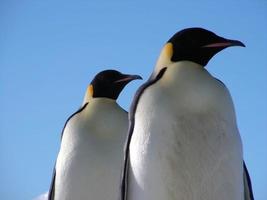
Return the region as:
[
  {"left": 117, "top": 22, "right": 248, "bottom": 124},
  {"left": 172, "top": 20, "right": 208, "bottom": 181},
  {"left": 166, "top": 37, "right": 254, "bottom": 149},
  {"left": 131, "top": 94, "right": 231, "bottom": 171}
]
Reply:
[
  {"left": 164, "top": 43, "right": 173, "bottom": 60},
  {"left": 88, "top": 84, "right": 94, "bottom": 97},
  {"left": 153, "top": 42, "right": 174, "bottom": 77}
]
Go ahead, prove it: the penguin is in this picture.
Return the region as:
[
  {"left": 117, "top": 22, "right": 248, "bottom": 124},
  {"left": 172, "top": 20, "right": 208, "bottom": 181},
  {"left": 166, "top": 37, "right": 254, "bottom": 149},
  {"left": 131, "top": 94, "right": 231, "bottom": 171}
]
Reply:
[
  {"left": 121, "top": 28, "right": 254, "bottom": 200},
  {"left": 48, "top": 70, "right": 142, "bottom": 200}
]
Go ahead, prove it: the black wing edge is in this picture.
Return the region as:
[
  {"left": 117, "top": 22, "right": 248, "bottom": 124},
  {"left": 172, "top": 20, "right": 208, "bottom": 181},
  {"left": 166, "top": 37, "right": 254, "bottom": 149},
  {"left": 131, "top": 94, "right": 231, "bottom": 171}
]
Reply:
[
  {"left": 60, "top": 102, "right": 89, "bottom": 139},
  {"left": 48, "top": 166, "right": 56, "bottom": 200},
  {"left": 243, "top": 161, "right": 254, "bottom": 200},
  {"left": 47, "top": 102, "right": 89, "bottom": 200},
  {"left": 214, "top": 78, "right": 226, "bottom": 87},
  {"left": 120, "top": 68, "right": 167, "bottom": 200}
]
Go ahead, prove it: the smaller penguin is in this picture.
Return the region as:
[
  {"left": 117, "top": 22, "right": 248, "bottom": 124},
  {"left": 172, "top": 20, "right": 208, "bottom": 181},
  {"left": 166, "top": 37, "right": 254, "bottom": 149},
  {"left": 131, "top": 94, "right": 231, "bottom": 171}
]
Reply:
[{"left": 48, "top": 70, "right": 142, "bottom": 200}]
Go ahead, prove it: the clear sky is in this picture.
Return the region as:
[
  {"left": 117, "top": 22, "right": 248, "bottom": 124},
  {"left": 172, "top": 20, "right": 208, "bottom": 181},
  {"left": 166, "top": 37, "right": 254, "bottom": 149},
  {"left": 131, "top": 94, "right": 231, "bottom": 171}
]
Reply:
[{"left": 1, "top": 0, "right": 266, "bottom": 199}]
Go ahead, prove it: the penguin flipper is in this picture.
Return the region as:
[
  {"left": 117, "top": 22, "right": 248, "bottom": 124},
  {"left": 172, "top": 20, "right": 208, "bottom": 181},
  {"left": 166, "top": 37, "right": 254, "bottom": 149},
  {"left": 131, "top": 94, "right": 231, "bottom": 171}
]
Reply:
[
  {"left": 48, "top": 167, "right": 56, "bottom": 200},
  {"left": 243, "top": 161, "right": 254, "bottom": 200},
  {"left": 120, "top": 68, "right": 167, "bottom": 200},
  {"left": 47, "top": 103, "right": 89, "bottom": 200}
]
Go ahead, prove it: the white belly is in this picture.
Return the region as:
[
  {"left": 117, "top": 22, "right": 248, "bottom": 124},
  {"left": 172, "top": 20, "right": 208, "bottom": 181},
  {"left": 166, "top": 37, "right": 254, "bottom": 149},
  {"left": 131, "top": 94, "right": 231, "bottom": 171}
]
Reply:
[
  {"left": 54, "top": 100, "right": 127, "bottom": 200},
  {"left": 128, "top": 63, "right": 244, "bottom": 200}
]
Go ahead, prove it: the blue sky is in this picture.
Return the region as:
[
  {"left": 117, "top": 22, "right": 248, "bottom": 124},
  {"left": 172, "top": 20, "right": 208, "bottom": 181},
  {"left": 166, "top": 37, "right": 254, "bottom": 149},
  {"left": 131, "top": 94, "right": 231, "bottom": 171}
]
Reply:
[{"left": 1, "top": 0, "right": 266, "bottom": 199}]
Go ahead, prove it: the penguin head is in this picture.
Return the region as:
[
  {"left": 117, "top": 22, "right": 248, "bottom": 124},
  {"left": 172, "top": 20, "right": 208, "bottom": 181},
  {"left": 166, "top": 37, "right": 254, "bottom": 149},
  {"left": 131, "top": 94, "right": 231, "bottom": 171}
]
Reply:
[
  {"left": 168, "top": 27, "right": 245, "bottom": 66},
  {"left": 88, "top": 70, "right": 142, "bottom": 100},
  {"left": 154, "top": 27, "right": 245, "bottom": 74}
]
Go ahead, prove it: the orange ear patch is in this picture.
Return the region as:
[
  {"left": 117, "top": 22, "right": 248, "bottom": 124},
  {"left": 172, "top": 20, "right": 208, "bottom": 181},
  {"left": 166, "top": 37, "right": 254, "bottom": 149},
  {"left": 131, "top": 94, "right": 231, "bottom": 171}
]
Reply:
[
  {"left": 164, "top": 43, "right": 173, "bottom": 59},
  {"left": 88, "top": 85, "right": 94, "bottom": 97}
]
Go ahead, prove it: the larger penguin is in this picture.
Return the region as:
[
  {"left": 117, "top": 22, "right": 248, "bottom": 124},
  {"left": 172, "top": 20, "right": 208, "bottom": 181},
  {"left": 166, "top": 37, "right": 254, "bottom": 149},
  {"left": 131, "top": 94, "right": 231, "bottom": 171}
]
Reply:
[
  {"left": 48, "top": 70, "right": 142, "bottom": 200},
  {"left": 121, "top": 28, "right": 254, "bottom": 200}
]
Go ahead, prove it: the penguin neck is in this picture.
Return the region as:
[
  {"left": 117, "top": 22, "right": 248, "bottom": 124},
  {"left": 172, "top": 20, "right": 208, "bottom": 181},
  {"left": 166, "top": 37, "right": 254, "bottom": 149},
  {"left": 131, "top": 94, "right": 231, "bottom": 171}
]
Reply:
[
  {"left": 82, "top": 97, "right": 127, "bottom": 139},
  {"left": 82, "top": 85, "right": 118, "bottom": 106},
  {"left": 159, "top": 61, "right": 235, "bottom": 118},
  {"left": 152, "top": 47, "right": 205, "bottom": 79},
  {"left": 167, "top": 61, "right": 205, "bottom": 78},
  {"left": 162, "top": 61, "right": 206, "bottom": 84},
  {"left": 152, "top": 46, "right": 173, "bottom": 79},
  {"left": 85, "top": 97, "right": 121, "bottom": 119},
  {"left": 88, "top": 97, "right": 117, "bottom": 105},
  {"left": 158, "top": 61, "right": 212, "bottom": 111},
  {"left": 82, "top": 85, "right": 93, "bottom": 106}
]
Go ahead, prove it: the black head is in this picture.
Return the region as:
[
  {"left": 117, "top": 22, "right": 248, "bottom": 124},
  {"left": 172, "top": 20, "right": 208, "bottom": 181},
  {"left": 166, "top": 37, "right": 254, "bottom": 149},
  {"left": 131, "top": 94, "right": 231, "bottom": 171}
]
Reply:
[
  {"left": 167, "top": 27, "right": 245, "bottom": 66},
  {"left": 90, "top": 70, "right": 142, "bottom": 100}
]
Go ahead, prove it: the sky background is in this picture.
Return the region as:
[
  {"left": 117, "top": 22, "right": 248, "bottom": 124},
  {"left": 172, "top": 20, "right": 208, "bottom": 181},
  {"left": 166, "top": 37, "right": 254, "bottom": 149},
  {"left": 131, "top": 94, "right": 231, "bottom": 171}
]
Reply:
[{"left": 1, "top": 0, "right": 266, "bottom": 199}]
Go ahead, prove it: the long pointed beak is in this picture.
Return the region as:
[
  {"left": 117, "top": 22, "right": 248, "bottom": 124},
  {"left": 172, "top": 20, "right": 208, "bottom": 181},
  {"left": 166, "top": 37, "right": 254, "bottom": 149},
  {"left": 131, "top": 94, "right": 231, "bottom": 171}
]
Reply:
[
  {"left": 202, "top": 39, "right": 245, "bottom": 48},
  {"left": 227, "top": 39, "right": 245, "bottom": 47},
  {"left": 115, "top": 74, "right": 142, "bottom": 83}
]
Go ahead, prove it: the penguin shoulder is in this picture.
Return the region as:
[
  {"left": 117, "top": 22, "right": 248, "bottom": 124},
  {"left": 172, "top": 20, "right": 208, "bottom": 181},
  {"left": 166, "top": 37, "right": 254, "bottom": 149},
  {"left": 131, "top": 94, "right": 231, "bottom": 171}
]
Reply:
[
  {"left": 82, "top": 98, "right": 128, "bottom": 137},
  {"left": 150, "top": 61, "right": 235, "bottom": 115}
]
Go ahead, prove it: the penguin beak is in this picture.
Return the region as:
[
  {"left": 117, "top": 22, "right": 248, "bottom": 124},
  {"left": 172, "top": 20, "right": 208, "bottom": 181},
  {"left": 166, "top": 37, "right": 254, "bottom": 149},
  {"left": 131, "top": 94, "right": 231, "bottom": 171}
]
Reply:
[
  {"left": 115, "top": 74, "right": 143, "bottom": 83},
  {"left": 202, "top": 39, "right": 245, "bottom": 48}
]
